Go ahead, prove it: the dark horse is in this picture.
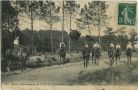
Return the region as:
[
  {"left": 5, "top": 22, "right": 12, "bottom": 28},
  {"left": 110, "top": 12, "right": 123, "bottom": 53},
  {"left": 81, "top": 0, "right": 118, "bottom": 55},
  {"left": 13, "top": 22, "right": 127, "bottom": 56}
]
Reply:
[
  {"left": 126, "top": 48, "right": 132, "bottom": 63},
  {"left": 5, "top": 46, "right": 29, "bottom": 72},
  {"left": 93, "top": 47, "right": 100, "bottom": 65},
  {"left": 114, "top": 47, "right": 121, "bottom": 65},
  {"left": 108, "top": 46, "right": 115, "bottom": 66},
  {"left": 82, "top": 46, "right": 90, "bottom": 67},
  {"left": 58, "top": 44, "right": 66, "bottom": 64}
]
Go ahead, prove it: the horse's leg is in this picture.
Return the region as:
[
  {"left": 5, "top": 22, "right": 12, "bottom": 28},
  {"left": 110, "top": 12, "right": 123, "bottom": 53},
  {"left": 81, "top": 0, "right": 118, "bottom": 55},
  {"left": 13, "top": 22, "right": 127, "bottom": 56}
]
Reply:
[
  {"left": 95, "top": 56, "right": 96, "bottom": 65},
  {"left": 59, "top": 56, "right": 61, "bottom": 64},
  {"left": 7, "top": 60, "right": 11, "bottom": 72},
  {"left": 130, "top": 56, "right": 131, "bottom": 63},
  {"left": 96, "top": 56, "right": 97, "bottom": 65},
  {"left": 64, "top": 57, "right": 65, "bottom": 64},
  {"left": 98, "top": 56, "right": 100, "bottom": 65},
  {"left": 63, "top": 57, "right": 65, "bottom": 64},
  {"left": 94, "top": 56, "right": 96, "bottom": 64},
  {"left": 59, "top": 55, "right": 60, "bottom": 64},
  {"left": 7, "top": 67, "right": 10, "bottom": 72},
  {"left": 87, "top": 56, "right": 89, "bottom": 65},
  {"left": 21, "top": 58, "right": 24, "bottom": 72},
  {"left": 109, "top": 57, "right": 112, "bottom": 66},
  {"left": 97, "top": 57, "right": 99, "bottom": 66},
  {"left": 83, "top": 59, "right": 85, "bottom": 67},
  {"left": 128, "top": 56, "right": 130, "bottom": 63},
  {"left": 119, "top": 54, "right": 120, "bottom": 60},
  {"left": 110, "top": 57, "right": 113, "bottom": 66},
  {"left": 86, "top": 59, "right": 88, "bottom": 67},
  {"left": 92, "top": 53, "right": 94, "bottom": 63},
  {"left": 23, "top": 58, "right": 27, "bottom": 72},
  {"left": 127, "top": 56, "right": 129, "bottom": 63},
  {"left": 112, "top": 56, "right": 114, "bottom": 65},
  {"left": 116, "top": 56, "right": 117, "bottom": 65}
]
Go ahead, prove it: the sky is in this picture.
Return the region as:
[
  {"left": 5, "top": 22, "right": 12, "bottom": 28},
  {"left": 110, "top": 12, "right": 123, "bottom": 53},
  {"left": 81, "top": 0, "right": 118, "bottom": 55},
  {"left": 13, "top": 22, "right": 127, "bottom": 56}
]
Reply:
[{"left": 18, "top": 0, "right": 138, "bottom": 36}]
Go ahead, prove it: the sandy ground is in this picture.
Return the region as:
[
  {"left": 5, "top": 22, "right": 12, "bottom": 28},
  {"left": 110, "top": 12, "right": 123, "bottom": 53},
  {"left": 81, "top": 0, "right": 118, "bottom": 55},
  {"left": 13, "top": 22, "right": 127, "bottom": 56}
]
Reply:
[{"left": 1, "top": 56, "right": 138, "bottom": 85}]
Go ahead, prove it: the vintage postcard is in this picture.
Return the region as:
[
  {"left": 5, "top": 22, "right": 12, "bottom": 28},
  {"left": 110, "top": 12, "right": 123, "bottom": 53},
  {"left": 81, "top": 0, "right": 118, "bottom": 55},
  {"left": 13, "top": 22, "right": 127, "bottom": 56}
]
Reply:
[{"left": 1, "top": 0, "right": 138, "bottom": 90}]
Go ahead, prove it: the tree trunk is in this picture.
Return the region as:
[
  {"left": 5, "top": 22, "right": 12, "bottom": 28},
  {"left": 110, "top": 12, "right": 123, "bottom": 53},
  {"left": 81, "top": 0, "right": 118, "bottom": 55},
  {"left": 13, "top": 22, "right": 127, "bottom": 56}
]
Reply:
[
  {"left": 98, "top": 6, "right": 101, "bottom": 51},
  {"left": 42, "top": 34, "right": 44, "bottom": 54},
  {"left": 87, "top": 20, "right": 93, "bottom": 61},
  {"left": 50, "top": 8, "right": 53, "bottom": 53},
  {"left": 50, "top": 23, "right": 53, "bottom": 53},
  {"left": 69, "top": 15, "right": 71, "bottom": 53},
  {"left": 98, "top": 24, "right": 100, "bottom": 44},
  {"left": 30, "top": 3, "right": 34, "bottom": 55},
  {"left": 62, "top": 1, "right": 64, "bottom": 42}
]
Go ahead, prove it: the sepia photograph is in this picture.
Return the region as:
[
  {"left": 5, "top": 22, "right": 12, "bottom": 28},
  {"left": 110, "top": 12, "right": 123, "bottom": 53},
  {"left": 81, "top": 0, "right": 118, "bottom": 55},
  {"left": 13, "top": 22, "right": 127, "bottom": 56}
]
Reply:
[{"left": 1, "top": 0, "right": 138, "bottom": 90}]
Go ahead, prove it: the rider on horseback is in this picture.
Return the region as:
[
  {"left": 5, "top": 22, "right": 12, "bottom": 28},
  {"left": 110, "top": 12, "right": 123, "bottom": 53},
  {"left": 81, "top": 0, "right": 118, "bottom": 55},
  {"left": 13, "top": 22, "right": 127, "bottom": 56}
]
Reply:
[
  {"left": 58, "top": 42, "right": 66, "bottom": 64},
  {"left": 115, "top": 44, "right": 121, "bottom": 58},
  {"left": 82, "top": 42, "right": 90, "bottom": 67},
  {"left": 126, "top": 42, "right": 133, "bottom": 63},
  {"left": 93, "top": 42, "right": 100, "bottom": 65},
  {"left": 5, "top": 36, "right": 29, "bottom": 72},
  {"left": 13, "top": 36, "right": 23, "bottom": 57},
  {"left": 115, "top": 43, "right": 121, "bottom": 64},
  {"left": 108, "top": 43, "right": 115, "bottom": 66}
]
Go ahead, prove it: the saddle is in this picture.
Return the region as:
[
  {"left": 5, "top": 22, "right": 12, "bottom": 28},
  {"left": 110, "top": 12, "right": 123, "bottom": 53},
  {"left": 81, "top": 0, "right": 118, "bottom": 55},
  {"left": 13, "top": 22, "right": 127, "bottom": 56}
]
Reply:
[
  {"left": 126, "top": 48, "right": 132, "bottom": 56},
  {"left": 12, "top": 46, "right": 23, "bottom": 56},
  {"left": 95, "top": 48, "right": 100, "bottom": 56},
  {"left": 108, "top": 48, "right": 115, "bottom": 57},
  {"left": 83, "top": 48, "right": 90, "bottom": 57},
  {"left": 59, "top": 47, "right": 66, "bottom": 56}
]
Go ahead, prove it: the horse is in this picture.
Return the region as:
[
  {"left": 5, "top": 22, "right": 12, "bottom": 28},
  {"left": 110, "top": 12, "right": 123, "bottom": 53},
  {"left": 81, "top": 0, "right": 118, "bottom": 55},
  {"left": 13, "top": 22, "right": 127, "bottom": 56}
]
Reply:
[
  {"left": 58, "top": 43, "right": 66, "bottom": 64},
  {"left": 82, "top": 44, "right": 90, "bottom": 67},
  {"left": 108, "top": 44, "right": 115, "bottom": 66},
  {"left": 93, "top": 43, "right": 100, "bottom": 65},
  {"left": 126, "top": 43, "right": 132, "bottom": 63},
  {"left": 114, "top": 44, "right": 121, "bottom": 65},
  {"left": 5, "top": 46, "right": 30, "bottom": 72}
]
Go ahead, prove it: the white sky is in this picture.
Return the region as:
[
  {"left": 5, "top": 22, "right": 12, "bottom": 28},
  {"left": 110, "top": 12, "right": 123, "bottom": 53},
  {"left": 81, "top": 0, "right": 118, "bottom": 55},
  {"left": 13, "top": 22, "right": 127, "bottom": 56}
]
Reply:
[{"left": 18, "top": 0, "right": 138, "bottom": 36}]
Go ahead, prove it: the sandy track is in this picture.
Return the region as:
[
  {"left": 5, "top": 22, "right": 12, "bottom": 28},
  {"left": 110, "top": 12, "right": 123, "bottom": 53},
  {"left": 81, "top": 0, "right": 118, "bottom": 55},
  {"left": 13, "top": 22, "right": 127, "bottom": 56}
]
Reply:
[{"left": 2, "top": 57, "right": 138, "bottom": 85}]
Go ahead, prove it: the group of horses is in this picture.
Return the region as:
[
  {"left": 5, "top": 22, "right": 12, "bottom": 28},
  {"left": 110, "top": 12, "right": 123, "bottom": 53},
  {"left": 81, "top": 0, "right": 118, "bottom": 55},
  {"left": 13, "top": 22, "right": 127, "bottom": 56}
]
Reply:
[
  {"left": 4, "top": 42, "right": 67, "bottom": 72},
  {"left": 4, "top": 40, "right": 133, "bottom": 72},
  {"left": 82, "top": 43, "right": 133, "bottom": 67}
]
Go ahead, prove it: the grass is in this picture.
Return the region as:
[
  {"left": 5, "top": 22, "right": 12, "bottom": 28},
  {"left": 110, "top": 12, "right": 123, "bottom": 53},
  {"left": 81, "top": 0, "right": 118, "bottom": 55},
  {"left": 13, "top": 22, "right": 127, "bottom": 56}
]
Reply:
[{"left": 67, "top": 61, "right": 138, "bottom": 85}]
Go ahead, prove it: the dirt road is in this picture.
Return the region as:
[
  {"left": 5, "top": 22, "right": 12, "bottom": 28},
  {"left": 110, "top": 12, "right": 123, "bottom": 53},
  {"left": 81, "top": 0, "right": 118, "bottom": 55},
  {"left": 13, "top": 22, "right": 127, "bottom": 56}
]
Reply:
[{"left": 2, "top": 57, "right": 138, "bottom": 85}]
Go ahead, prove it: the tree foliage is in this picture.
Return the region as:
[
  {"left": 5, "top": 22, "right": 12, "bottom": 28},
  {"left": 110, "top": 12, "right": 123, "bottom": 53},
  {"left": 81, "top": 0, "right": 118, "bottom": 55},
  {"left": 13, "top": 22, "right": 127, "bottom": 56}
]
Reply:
[{"left": 1, "top": 1, "right": 19, "bottom": 56}]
